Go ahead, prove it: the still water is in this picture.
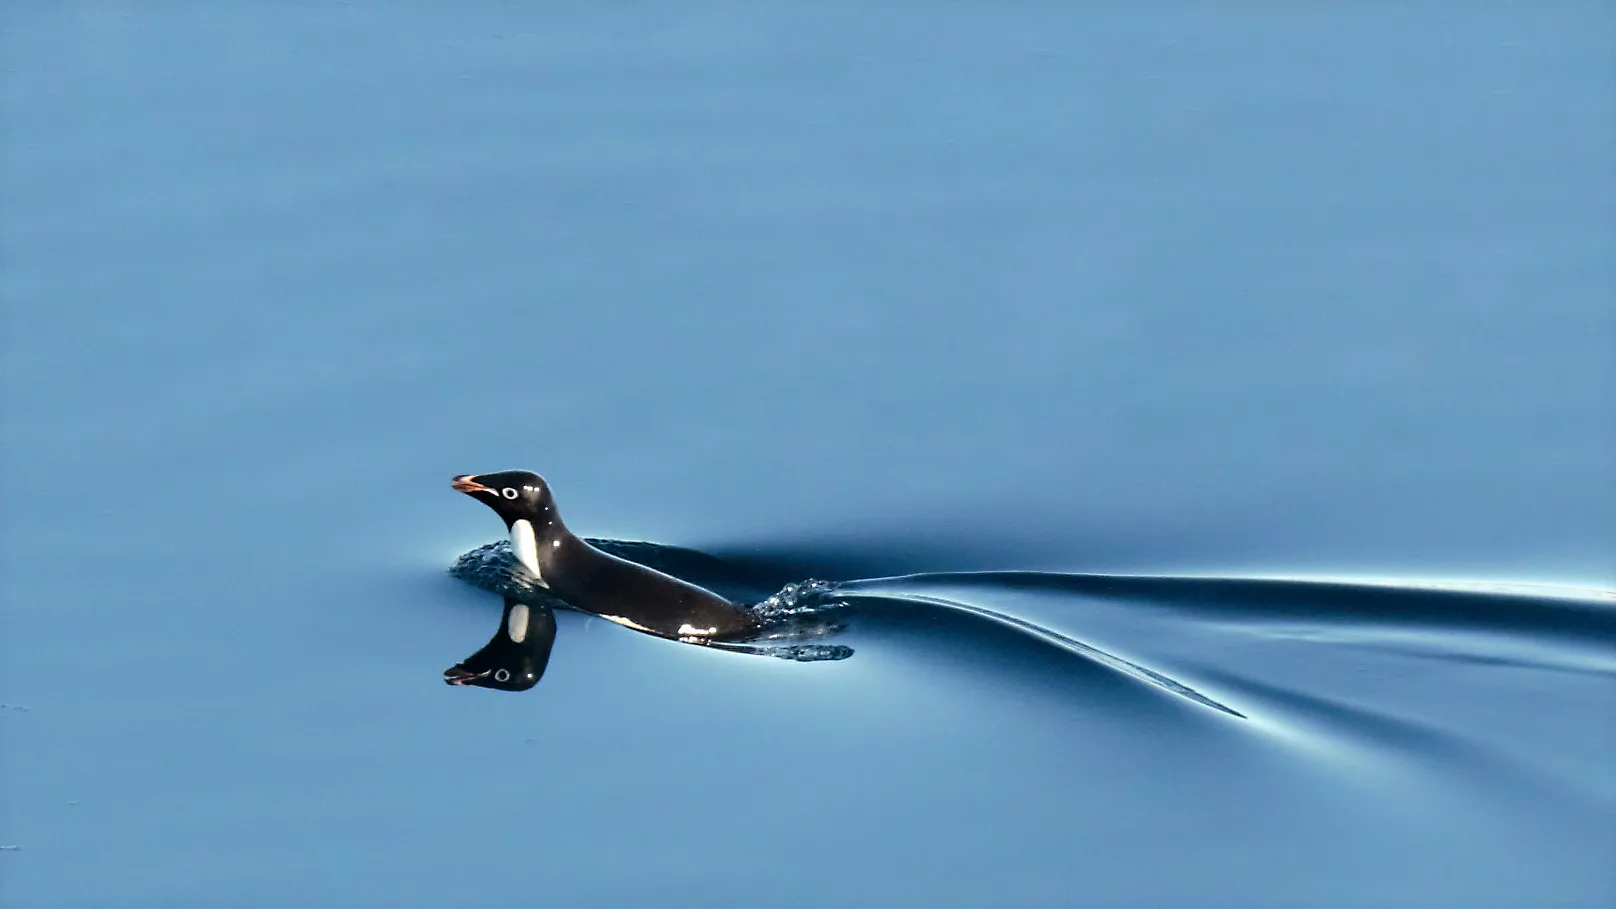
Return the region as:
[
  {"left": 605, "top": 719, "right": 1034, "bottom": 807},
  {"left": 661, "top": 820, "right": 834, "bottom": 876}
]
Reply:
[{"left": 3, "top": 3, "right": 1613, "bottom": 907}]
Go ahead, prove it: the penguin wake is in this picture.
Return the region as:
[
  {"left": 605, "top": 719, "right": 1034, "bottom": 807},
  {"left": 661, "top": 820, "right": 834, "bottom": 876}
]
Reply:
[
  {"left": 449, "top": 538, "right": 1247, "bottom": 717},
  {"left": 446, "top": 537, "right": 1616, "bottom": 761}
]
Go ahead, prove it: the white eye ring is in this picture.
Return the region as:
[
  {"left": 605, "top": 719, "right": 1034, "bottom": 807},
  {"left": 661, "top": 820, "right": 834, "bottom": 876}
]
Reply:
[
  {"left": 494, "top": 669, "right": 511, "bottom": 682},
  {"left": 501, "top": 488, "right": 518, "bottom": 500}
]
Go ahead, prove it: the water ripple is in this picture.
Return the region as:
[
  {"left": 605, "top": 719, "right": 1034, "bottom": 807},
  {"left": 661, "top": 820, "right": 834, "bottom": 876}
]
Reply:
[{"left": 447, "top": 539, "right": 1615, "bottom": 738}]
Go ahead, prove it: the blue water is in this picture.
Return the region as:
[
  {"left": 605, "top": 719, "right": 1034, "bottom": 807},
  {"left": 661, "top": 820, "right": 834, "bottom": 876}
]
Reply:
[{"left": 3, "top": 3, "right": 1614, "bottom": 907}]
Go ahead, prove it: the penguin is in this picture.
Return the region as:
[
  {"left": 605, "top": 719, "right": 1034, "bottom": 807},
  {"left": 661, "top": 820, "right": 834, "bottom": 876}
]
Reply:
[
  {"left": 443, "top": 596, "right": 558, "bottom": 691},
  {"left": 450, "top": 470, "right": 760, "bottom": 641}
]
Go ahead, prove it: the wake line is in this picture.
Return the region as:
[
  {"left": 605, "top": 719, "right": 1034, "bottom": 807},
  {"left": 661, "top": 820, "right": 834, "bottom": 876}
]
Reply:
[
  {"left": 848, "top": 591, "right": 1246, "bottom": 719},
  {"left": 847, "top": 570, "right": 1616, "bottom": 642}
]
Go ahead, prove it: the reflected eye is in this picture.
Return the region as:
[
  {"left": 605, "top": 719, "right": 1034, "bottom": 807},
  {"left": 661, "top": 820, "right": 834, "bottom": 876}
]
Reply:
[
  {"left": 501, "top": 488, "right": 518, "bottom": 500},
  {"left": 494, "top": 669, "right": 511, "bottom": 682}
]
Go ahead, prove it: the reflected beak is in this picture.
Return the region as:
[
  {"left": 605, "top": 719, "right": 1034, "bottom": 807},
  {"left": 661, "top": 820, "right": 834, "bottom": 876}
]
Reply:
[
  {"left": 451, "top": 475, "right": 493, "bottom": 495},
  {"left": 443, "top": 665, "right": 491, "bottom": 686}
]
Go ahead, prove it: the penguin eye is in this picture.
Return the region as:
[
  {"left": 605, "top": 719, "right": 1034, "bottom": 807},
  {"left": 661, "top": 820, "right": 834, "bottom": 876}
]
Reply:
[
  {"left": 501, "top": 488, "right": 518, "bottom": 500},
  {"left": 494, "top": 669, "right": 511, "bottom": 682}
]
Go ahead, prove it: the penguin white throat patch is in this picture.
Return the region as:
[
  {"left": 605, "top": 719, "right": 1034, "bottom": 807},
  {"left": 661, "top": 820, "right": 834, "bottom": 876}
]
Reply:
[{"left": 510, "top": 520, "right": 548, "bottom": 588}]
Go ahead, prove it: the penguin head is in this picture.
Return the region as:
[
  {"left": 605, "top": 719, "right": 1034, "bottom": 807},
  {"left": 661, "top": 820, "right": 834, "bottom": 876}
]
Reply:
[
  {"left": 443, "top": 597, "right": 558, "bottom": 692},
  {"left": 451, "top": 470, "right": 555, "bottom": 527}
]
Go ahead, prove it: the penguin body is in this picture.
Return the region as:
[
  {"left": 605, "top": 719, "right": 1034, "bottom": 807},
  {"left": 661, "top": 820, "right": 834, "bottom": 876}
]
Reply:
[{"left": 451, "top": 471, "right": 759, "bottom": 641}]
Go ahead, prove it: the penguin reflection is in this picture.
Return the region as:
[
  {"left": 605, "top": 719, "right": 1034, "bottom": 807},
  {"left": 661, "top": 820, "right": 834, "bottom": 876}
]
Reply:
[
  {"left": 443, "top": 597, "right": 557, "bottom": 692},
  {"left": 443, "top": 592, "right": 854, "bottom": 692}
]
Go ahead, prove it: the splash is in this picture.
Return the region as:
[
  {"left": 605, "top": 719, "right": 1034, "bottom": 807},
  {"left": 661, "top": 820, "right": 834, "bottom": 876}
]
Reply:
[{"left": 750, "top": 578, "right": 844, "bottom": 619}]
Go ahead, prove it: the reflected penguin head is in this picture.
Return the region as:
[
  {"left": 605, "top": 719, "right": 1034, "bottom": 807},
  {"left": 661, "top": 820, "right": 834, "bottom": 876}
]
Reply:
[
  {"left": 450, "top": 470, "right": 555, "bottom": 528},
  {"left": 443, "top": 596, "right": 558, "bottom": 692}
]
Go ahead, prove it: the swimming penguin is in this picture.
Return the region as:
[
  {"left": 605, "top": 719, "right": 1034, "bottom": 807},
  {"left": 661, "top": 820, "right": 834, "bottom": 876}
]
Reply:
[
  {"left": 450, "top": 470, "right": 760, "bottom": 641},
  {"left": 443, "top": 596, "right": 558, "bottom": 691}
]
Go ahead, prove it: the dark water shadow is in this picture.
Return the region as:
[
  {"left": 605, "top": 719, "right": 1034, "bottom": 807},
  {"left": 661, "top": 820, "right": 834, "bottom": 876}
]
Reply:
[
  {"left": 694, "top": 511, "right": 1219, "bottom": 585},
  {"left": 850, "top": 571, "right": 1616, "bottom": 642}
]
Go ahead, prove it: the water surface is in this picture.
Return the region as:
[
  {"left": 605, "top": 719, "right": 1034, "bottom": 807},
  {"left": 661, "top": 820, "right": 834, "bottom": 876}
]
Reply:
[{"left": 3, "top": 3, "right": 1613, "bottom": 907}]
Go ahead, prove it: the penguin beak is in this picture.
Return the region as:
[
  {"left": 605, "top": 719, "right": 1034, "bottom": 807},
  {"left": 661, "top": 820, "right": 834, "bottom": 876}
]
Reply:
[
  {"left": 451, "top": 475, "right": 493, "bottom": 495},
  {"left": 443, "top": 665, "right": 491, "bottom": 686}
]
